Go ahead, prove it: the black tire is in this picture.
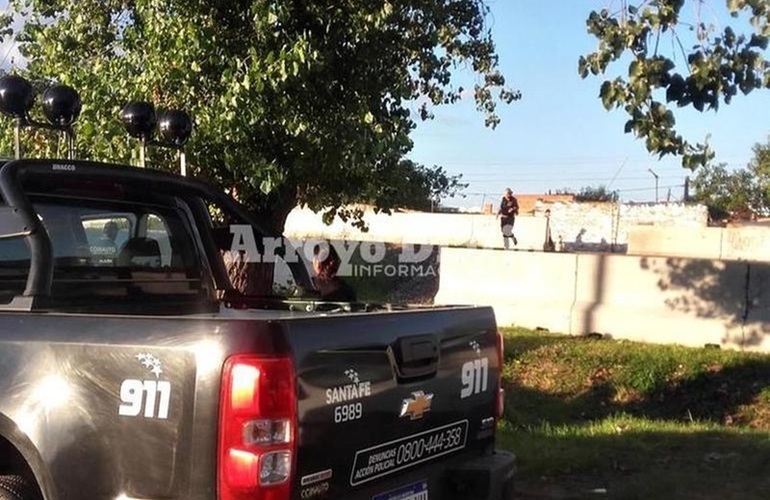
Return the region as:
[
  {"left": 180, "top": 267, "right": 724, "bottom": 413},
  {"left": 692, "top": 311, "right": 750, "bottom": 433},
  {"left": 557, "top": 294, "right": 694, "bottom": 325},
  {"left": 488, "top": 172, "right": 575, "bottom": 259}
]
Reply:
[{"left": 0, "top": 475, "right": 38, "bottom": 500}]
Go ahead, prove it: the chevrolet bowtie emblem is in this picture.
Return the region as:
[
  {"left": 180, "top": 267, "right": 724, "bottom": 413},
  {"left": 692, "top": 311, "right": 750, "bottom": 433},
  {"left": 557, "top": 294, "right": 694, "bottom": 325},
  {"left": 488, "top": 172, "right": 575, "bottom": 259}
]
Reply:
[{"left": 400, "top": 391, "right": 434, "bottom": 420}]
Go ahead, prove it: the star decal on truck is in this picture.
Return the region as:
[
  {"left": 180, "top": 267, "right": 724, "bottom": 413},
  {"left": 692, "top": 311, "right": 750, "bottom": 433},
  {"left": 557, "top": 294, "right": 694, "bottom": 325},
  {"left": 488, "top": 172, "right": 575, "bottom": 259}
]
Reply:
[
  {"left": 344, "top": 369, "right": 360, "bottom": 384},
  {"left": 135, "top": 353, "right": 163, "bottom": 378}
]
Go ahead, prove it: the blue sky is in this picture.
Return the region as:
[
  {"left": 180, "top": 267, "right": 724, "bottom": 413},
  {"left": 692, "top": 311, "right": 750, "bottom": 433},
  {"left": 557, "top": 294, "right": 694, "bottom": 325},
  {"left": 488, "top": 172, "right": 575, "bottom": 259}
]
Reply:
[{"left": 409, "top": 1, "right": 770, "bottom": 209}]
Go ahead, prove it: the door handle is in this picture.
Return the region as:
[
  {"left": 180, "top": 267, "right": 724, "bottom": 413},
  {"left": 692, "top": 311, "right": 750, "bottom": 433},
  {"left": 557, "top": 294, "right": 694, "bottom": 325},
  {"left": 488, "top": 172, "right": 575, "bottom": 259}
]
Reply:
[{"left": 391, "top": 334, "right": 439, "bottom": 380}]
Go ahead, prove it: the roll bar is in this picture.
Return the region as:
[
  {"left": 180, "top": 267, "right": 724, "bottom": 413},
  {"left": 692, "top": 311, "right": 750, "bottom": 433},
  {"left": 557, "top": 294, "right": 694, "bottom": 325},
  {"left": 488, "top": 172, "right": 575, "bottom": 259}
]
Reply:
[
  {"left": 0, "top": 159, "right": 313, "bottom": 307},
  {"left": 0, "top": 160, "right": 54, "bottom": 298}
]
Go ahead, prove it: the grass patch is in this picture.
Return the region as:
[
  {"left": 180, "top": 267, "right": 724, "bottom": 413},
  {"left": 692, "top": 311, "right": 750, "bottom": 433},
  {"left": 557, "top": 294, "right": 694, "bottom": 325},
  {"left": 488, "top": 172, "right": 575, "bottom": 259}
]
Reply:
[{"left": 498, "top": 328, "right": 770, "bottom": 499}]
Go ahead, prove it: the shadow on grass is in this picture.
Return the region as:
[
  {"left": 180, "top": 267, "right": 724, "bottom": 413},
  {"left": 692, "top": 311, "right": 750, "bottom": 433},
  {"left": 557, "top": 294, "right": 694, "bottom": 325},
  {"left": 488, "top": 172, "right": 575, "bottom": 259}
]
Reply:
[
  {"left": 499, "top": 427, "right": 770, "bottom": 500},
  {"left": 505, "top": 336, "right": 770, "bottom": 428},
  {"left": 501, "top": 334, "right": 770, "bottom": 498},
  {"left": 502, "top": 330, "right": 564, "bottom": 361},
  {"left": 508, "top": 358, "right": 770, "bottom": 428}
]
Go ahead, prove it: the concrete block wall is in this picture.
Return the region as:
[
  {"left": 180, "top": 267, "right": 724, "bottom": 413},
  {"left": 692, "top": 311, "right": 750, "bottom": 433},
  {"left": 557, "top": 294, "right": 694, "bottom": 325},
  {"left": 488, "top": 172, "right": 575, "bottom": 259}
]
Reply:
[
  {"left": 569, "top": 255, "right": 748, "bottom": 348},
  {"left": 285, "top": 204, "right": 770, "bottom": 264},
  {"left": 627, "top": 226, "right": 770, "bottom": 262},
  {"left": 434, "top": 247, "right": 770, "bottom": 352},
  {"left": 284, "top": 202, "right": 710, "bottom": 254},
  {"left": 436, "top": 248, "right": 577, "bottom": 333},
  {"left": 626, "top": 227, "right": 723, "bottom": 259},
  {"left": 285, "top": 207, "right": 551, "bottom": 251},
  {"left": 745, "top": 264, "right": 770, "bottom": 347},
  {"left": 722, "top": 227, "right": 770, "bottom": 261}
]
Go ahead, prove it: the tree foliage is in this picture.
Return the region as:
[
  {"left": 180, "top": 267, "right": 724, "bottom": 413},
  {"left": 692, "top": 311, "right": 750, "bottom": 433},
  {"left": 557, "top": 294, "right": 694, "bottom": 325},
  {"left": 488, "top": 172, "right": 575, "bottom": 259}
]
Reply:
[
  {"left": 577, "top": 184, "right": 620, "bottom": 202},
  {"left": 0, "top": 0, "right": 517, "bottom": 231},
  {"left": 556, "top": 185, "right": 620, "bottom": 202},
  {"left": 691, "top": 137, "right": 770, "bottom": 218},
  {"left": 580, "top": 0, "right": 770, "bottom": 169}
]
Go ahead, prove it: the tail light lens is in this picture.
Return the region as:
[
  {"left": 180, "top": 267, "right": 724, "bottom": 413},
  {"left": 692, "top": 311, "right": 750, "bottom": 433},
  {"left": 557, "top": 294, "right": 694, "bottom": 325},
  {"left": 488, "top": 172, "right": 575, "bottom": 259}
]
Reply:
[
  {"left": 219, "top": 356, "right": 296, "bottom": 500},
  {"left": 495, "top": 330, "right": 505, "bottom": 421}
]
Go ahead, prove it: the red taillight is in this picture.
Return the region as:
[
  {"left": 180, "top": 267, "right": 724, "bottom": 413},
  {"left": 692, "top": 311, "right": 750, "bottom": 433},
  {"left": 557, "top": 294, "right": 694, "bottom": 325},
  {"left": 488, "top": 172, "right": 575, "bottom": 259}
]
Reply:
[
  {"left": 495, "top": 330, "right": 505, "bottom": 421},
  {"left": 219, "top": 356, "right": 296, "bottom": 500}
]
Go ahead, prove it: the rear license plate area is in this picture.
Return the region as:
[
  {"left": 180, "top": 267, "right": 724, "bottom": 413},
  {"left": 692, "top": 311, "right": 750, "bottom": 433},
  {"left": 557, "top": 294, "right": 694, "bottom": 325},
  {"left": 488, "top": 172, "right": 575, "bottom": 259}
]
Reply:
[{"left": 373, "top": 480, "right": 428, "bottom": 500}]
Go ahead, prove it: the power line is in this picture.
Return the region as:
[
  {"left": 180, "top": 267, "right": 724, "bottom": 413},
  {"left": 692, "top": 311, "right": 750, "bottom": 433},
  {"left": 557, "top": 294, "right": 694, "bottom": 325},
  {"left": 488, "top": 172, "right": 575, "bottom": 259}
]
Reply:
[
  {"left": 0, "top": 40, "right": 18, "bottom": 69},
  {"left": 452, "top": 183, "right": 685, "bottom": 198},
  {"left": 461, "top": 173, "right": 686, "bottom": 187},
  {"left": 615, "top": 184, "right": 684, "bottom": 193},
  {"left": 607, "top": 157, "right": 628, "bottom": 190},
  {"left": 417, "top": 155, "right": 753, "bottom": 169}
]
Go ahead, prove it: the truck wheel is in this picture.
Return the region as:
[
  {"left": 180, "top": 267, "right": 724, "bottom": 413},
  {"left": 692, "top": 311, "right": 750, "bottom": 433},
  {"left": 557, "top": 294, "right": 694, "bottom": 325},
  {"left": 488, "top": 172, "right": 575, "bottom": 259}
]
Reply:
[{"left": 0, "top": 475, "right": 38, "bottom": 500}]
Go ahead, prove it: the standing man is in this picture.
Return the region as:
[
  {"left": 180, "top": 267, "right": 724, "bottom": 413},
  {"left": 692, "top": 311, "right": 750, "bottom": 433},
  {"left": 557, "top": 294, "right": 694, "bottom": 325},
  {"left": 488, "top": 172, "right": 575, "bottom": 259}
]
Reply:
[{"left": 497, "top": 187, "right": 519, "bottom": 249}]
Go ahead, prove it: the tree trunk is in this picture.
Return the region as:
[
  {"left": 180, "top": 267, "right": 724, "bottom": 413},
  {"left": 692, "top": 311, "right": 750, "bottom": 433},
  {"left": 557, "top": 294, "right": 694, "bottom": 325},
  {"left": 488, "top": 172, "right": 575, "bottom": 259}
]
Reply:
[{"left": 223, "top": 185, "right": 299, "bottom": 297}]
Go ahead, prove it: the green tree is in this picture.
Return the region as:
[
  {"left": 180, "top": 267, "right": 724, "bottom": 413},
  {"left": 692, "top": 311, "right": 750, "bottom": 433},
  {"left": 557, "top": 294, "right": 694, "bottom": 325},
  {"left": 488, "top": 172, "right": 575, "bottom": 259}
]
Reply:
[
  {"left": 0, "top": 0, "right": 518, "bottom": 232},
  {"left": 748, "top": 134, "right": 770, "bottom": 211},
  {"left": 576, "top": 184, "right": 620, "bottom": 202},
  {"left": 580, "top": 0, "right": 770, "bottom": 170},
  {"left": 554, "top": 185, "right": 620, "bottom": 202},
  {"left": 691, "top": 137, "right": 770, "bottom": 218}
]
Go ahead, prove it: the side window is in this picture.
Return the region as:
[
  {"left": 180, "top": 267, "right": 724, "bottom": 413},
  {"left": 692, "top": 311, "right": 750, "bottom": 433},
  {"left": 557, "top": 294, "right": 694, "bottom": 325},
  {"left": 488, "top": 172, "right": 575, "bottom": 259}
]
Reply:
[
  {"left": 0, "top": 238, "right": 29, "bottom": 264},
  {"left": 0, "top": 237, "right": 28, "bottom": 302},
  {"left": 145, "top": 214, "right": 172, "bottom": 267},
  {"left": 0, "top": 236, "right": 29, "bottom": 302},
  {"left": 206, "top": 200, "right": 306, "bottom": 297}
]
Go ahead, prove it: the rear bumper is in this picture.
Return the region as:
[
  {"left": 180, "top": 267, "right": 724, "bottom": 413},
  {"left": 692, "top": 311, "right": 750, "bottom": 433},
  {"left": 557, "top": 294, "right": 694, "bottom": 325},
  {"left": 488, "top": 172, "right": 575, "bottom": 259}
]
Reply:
[
  {"left": 442, "top": 449, "right": 516, "bottom": 500},
  {"left": 319, "top": 448, "right": 515, "bottom": 500}
]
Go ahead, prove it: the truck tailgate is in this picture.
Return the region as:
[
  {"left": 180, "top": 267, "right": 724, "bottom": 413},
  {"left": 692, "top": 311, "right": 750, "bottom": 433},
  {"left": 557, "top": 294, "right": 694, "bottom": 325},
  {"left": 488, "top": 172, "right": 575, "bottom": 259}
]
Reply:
[{"left": 286, "top": 306, "right": 500, "bottom": 499}]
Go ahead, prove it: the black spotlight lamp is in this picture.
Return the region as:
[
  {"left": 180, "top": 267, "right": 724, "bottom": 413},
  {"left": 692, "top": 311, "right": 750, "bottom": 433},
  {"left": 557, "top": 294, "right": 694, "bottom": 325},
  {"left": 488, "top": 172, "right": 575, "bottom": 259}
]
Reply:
[
  {"left": 42, "top": 84, "right": 82, "bottom": 159},
  {"left": 120, "top": 101, "right": 157, "bottom": 142},
  {"left": 42, "top": 85, "right": 82, "bottom": 127},
  {"left": 0, "top": 75, "right": 35, "bottom": 159},
  {"left": 120, "top": 102, "right": 193, "bottom": 173},
  {"left": 0, "top": 75, "right": 83, "bottom": 159},
  {"left": 158, "top": 109, "right": 193, "bottom": 176},
  {"left": 158, "top": 109, "right": 192, "bottom": 148},
  {"left": 0, "top": 74, "right": 35, "bottom": 121},
  {"left": 120, "top": 101, "right": 157, "bottom": 167}
]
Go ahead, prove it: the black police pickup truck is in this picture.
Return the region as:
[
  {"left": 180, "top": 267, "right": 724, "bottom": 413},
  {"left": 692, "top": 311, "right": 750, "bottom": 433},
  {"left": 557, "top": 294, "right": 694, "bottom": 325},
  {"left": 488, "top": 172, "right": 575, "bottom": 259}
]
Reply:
[{"left": 0, "top": 158, "right": 514, "bottom": 500}]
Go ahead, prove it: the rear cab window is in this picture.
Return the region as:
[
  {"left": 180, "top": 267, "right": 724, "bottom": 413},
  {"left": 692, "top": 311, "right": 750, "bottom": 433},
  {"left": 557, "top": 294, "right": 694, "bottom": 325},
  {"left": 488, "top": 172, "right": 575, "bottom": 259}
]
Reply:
[{"left": 0, "top": 189, "right": 216, "bottom": 310}]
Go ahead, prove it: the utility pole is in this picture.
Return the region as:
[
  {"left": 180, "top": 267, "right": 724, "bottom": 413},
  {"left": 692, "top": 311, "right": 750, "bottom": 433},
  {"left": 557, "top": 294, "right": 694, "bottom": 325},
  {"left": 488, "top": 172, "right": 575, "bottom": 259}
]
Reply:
[{"left": 648, "top": 168, "right": 659, "bottom": 203}]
